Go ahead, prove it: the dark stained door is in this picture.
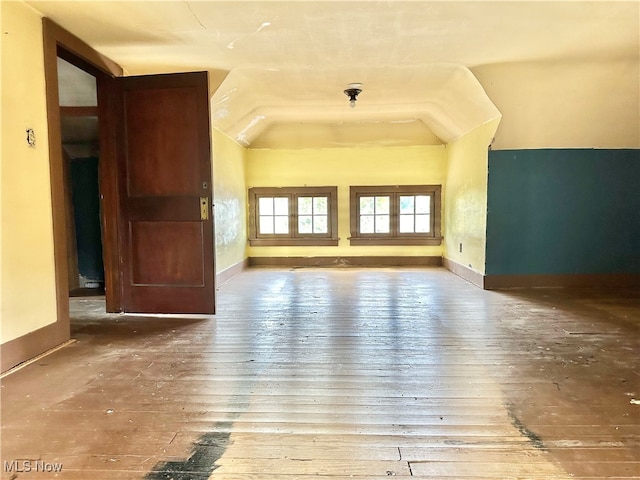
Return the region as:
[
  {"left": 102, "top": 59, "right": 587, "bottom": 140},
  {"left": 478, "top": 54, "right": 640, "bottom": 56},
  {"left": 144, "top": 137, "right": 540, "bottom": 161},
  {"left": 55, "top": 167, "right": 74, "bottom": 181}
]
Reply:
[{"left": 101, "top": 72, "right": 215, "bottom": 314}]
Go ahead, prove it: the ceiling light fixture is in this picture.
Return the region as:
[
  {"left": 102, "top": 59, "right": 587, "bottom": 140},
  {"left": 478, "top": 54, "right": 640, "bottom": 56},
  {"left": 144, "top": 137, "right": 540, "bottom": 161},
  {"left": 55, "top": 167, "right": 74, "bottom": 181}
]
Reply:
[{"left": 344, "top": 83, "right": 362, "bottom": 108}]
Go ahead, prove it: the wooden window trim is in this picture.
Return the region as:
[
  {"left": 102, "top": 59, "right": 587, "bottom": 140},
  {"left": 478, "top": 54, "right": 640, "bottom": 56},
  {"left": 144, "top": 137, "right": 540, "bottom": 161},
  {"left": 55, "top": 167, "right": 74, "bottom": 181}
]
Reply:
[
  {"left": 249, "top": 187, "right": 339, "bottom": 246},
  {"left": 349, "top": 185, "right": 442, "bottom": 246}
]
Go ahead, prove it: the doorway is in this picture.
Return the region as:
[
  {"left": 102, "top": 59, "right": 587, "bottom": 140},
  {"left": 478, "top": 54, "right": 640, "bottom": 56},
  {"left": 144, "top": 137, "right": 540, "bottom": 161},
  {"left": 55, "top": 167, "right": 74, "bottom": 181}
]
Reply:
[{"left": 57, "top": 57, "right": 105, "bottom": 297}]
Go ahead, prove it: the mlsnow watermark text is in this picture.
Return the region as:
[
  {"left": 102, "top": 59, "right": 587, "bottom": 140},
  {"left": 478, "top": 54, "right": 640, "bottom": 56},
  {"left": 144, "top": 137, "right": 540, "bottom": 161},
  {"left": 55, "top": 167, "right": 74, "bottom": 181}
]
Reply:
[{"left": 4, "top": 459, "right": 63, "bottom": 473}]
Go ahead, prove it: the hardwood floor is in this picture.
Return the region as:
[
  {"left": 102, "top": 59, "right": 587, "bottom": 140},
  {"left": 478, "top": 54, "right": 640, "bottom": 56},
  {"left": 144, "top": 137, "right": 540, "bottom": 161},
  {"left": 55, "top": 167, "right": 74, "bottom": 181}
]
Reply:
[{"left": 1, "top": 267, "right": 638, "bottom": 479}]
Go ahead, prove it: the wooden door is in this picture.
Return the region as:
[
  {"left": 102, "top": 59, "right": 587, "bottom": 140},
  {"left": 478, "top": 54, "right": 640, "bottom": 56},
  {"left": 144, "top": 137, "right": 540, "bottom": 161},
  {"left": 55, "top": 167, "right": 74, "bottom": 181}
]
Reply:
[{"left": 99, "top": 71, "right": 215, "bottom": 314}]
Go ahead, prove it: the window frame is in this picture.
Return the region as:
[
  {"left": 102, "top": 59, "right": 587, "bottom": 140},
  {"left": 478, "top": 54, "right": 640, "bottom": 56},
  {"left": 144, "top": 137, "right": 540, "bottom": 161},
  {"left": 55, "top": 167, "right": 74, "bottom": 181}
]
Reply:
[
  {"left": 248, "top": 186, "right": 339, "bottom": 246},
  {"left": 349, "top": 185, "right": 442, "bottom": 246}
]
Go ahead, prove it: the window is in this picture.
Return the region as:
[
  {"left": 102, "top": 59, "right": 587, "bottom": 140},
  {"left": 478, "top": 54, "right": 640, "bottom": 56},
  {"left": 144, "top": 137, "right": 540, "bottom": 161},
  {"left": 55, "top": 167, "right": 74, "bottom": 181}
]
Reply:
[
  {"left": 249, "top": 187, "right": 338, "bottom": 246},
  {"left": 349, "top": 185, "right": 442, "bottom": 245}
]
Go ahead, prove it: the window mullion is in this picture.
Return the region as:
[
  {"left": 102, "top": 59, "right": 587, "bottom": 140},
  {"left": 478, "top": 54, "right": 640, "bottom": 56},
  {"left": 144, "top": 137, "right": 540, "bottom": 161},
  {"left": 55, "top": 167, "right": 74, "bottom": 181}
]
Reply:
[
  {"left": 272, "top": 197, "right": 278, "bottom": 235},
  {"left": 391, "top": 193, "right": 399, "bottom": 237},
  {"left": 412, "top": 194, "right": 418, "bottom": 234},
  {"left": 269, "top": 197, "right": 275, "bottom": 235},
  {"left": 290, "top": 193, "right": 297, "bottom": 238},
  {"left": 430, "top": 193, "right": 435, "bottom": 236}
]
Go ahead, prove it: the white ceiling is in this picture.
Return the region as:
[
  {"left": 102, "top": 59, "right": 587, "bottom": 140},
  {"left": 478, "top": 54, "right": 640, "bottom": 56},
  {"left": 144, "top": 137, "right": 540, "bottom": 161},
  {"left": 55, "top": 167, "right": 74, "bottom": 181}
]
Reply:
[{"left": 28, "top": 1, "right": 640, "bottom": 149}]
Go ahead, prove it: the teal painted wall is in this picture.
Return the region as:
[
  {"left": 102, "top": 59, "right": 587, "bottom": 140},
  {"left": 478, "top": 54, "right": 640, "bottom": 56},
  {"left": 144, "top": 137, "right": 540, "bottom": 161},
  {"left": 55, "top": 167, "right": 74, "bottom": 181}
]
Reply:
[{"left": 486, "top": 149, "right": 640, "bottom": 275}]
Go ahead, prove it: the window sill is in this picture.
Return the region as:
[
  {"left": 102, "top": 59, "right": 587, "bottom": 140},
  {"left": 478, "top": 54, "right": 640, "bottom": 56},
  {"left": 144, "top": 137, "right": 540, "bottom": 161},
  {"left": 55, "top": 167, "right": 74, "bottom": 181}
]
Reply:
[
  {"left": 249, "top": 238, "right": 339, "bottom": 247},
  {"left": 349, "top": 237, "right": 442, "bottom": 246}
]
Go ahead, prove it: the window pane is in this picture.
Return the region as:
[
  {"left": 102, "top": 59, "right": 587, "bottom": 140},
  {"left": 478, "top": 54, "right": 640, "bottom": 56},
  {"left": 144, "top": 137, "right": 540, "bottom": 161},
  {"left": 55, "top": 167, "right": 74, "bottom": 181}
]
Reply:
[
  {"left": 298, "top": 215, "right": 312, "bottom": 233},
  {"left": 375, "top": 214, "right": 390, "bottom": 233},
  {"left": 274, "top": 197, "right": 289, "bottom": 215},
  {"left": 415, "top": 214, "right": 430, "bottom": 233},
  {"left": 360, "top": 215, "right": 374, "bottom": 233},
  {"left": 375, "top": 196, "right": 390, "bottom": 214},
  {"left": 399, "top": 214, "right": 414, "bottom": 233},
  {"left": 298, "top": 197, "right": 312, "bottom": 215},
  {"left": 274, "top": 215, "right": 289, "bottom": 234},
  {"left": 259, "top": 216, "right": 274, "bottom": 234},
  {"left": 259, "top": 197, "right": 273, "bottom": 215},
  {"left": 399, "top": 195, "right": 414, "bottom": 214},
  {"left": 415, "top": 195, "right": 430, "bottom": 214},
  {"left": 360, "top": 197, "right": 374, "bottom": 215},
  {"left": 314, "top": 197, "right": 328, "bottom": 215},
  {"left": 314, "top": 215, "right": 328, "bottom": 234}
]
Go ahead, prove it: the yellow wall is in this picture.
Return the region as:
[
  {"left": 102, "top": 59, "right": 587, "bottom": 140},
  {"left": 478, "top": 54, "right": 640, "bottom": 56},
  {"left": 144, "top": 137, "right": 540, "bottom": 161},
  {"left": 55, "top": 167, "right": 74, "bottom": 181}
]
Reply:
[
  {"left": 473, "top": 60, "right": 640, "bottom": 150},
  {"left": 443, "top": 119, "right": 501, "bottom": 275},
  {"left": 246, "top": 145, "right": 447, "bottom": 258},
  {"left": 1, "top": 1, "right": 58, "bottom": 343},
  {"left": 212, "top": 128, "right": 247, "bottom": 274}
]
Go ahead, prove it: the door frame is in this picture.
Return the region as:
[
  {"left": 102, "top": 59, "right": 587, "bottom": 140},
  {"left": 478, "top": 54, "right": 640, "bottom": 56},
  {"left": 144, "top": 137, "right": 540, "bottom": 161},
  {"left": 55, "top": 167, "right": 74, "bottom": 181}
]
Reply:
[{"left": 43, "top": 19, "right": 122, "bottom": 329}]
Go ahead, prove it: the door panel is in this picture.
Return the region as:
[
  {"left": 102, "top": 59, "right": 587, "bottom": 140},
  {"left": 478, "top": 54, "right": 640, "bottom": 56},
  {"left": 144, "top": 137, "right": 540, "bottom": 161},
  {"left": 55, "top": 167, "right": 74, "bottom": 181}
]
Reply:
[
  {"left": 130, "top": 221, "right": 204, "bottom": 286},
  {"left": 102, "top": 71, "right": 215, "bottom": 314},
  {"left": 125, "top": 87, "right": 202, "bottom": 197}
]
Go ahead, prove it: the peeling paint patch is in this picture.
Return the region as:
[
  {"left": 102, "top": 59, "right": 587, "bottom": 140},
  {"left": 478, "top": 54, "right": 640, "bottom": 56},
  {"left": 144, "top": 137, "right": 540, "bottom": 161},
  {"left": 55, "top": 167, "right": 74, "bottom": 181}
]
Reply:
[
  {"left": 212, "top": 107, "right": 230, "bottom": 120},
  {"left": 227, "top": 21, "right": 271, "bottom": 49},
  {"left": 256, "top": 21, "right": 271, "bottom": 33},
  {"left": 236, "top": 115, "right": 266, "bottom": 145},
  {"left": 215, "top": 199, "right": 242, "bottom": 246},
  {"left": 212, "top": 88, "right": 237, "bottom": 106}
]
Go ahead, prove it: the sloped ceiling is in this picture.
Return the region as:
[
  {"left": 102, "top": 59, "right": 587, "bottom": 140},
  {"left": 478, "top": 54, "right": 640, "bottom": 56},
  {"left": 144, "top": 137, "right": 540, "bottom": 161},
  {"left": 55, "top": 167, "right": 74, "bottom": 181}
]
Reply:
[
  {"left": 212, "top": 64, "right": 501, "bottom": 147},
  {"left": 27, "top": 1, "right": 639, "bottom": 149}
]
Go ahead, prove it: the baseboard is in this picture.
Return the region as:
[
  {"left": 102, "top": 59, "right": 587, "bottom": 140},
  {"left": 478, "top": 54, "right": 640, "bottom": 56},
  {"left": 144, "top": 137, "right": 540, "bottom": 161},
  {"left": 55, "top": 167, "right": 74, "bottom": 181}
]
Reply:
[
  {"left": 216, "top": 258, "right": 249, "bottom": 286},
  {"left": 443, "top": 258, "right": 485, "bottom": 288},
  {"left": 1, "top": 320, "right": 69, "bottom": 373},
  {"left": 248, "top": 256, "right": 443, "bottom": 268},
  {"left": 484, "top": 272, "right": 640, "bottom": 289}
]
